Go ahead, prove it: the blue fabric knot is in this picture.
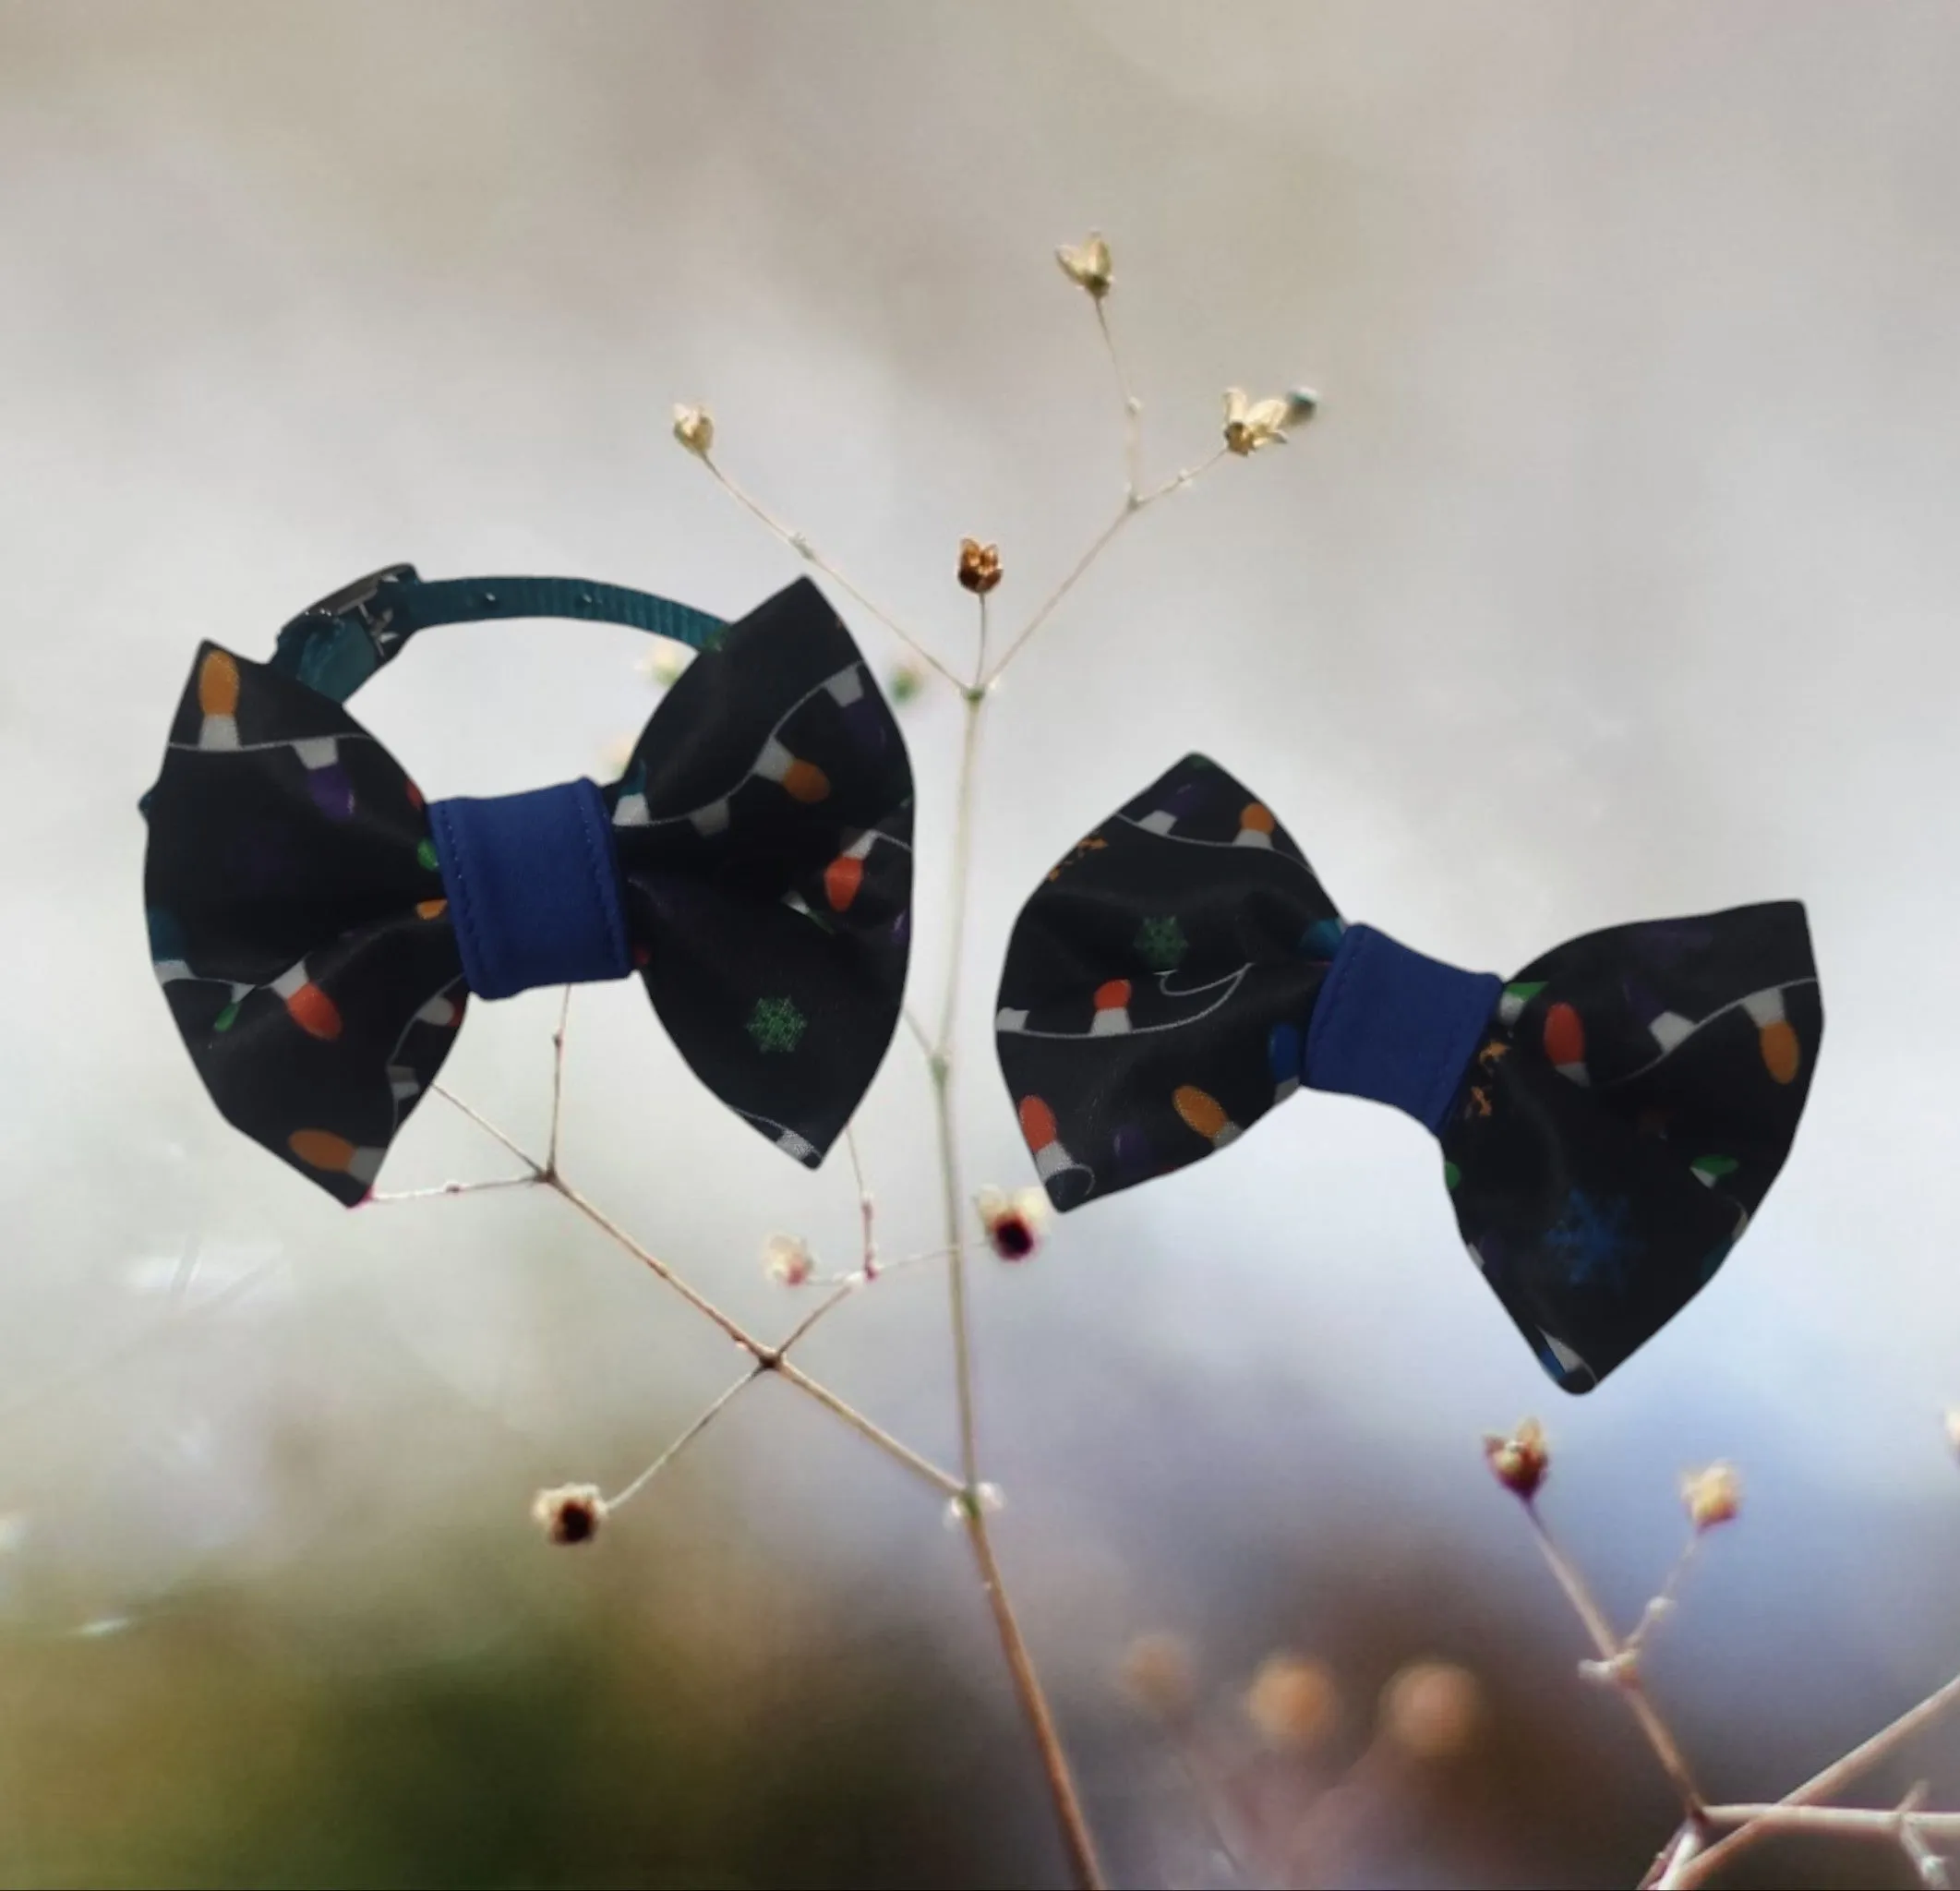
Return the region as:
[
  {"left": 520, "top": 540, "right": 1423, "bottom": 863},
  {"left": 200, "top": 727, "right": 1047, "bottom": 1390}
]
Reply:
[
  {"left": 1303, "top": 923, "right": 1502, "bottom": 1135},
  {"left": 427, "top": 778, "right": 631, "bottom": 1001}
]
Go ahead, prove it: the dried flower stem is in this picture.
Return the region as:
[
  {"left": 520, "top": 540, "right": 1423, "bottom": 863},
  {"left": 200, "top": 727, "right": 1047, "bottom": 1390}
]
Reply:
[
  {"left": 937, "top": 687, "right": 985, "bottom": 1488},
  {"left": 605, "top": 1367, "right": 756, "bottom": 1512},
  {"left": 983, "top": 450, "right": 1227, "bottom": 690},
  {"left": 698, "top": 454, "right": 964, "bottom": 689},
  {"left": 422, "top": 1084, "right": 964, "bottom": 1500},
  {"left": 965, "top": 1495, "right": 1107, "bottom": 1887},
  {"left": 1522, "top": 1502, "right": 1705, "bottom": 1812},
  {"left": 903, "top": 1006, "right": 934, "bottom": 1058},
  {"left": 367, "top": 1174, "right": 538, "bottom": 1204},
  {"left": 1667, "top": 1669, "right": 1960, "bottom": 1888},
  {"left": 1624, "top": 1536, "right": 1702, "bottom": 1657},
  {"left": 1700, "top": 1798, "right": 1960, "bottom": 1837},
  {"left": 1519, "top": 1488, "right": 1960, "bottom": 1891},
  {"left": 547, "top": 984, "right": 572, "bottom": 1175},
  {"left": 924, "top": 603, "right": 1106, "bottom": 1888},
  {"left": 778, "top": 1246, "right": 958, "bottom": 1355},
  {"left": 427, "top": 1082, "right": 541, "bottom": 1174},
  {"left": 845, "top": 1122, "right": 877, "bottom": 1277},
  {"left": 1094, "top": 298, "right": 1144, "bottom": 500}
]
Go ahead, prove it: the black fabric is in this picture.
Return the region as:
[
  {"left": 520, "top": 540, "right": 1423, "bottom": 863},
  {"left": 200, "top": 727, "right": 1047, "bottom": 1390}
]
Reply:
[
  {"left": 994, "top": 753, "right": 1822, "bottom": 1391},
  {"left": 143, "top": 574, "right": 913, "bottom": 1204}
]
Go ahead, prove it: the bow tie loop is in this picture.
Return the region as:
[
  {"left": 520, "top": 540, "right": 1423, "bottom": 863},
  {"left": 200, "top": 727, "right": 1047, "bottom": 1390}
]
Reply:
[
  {"left": 425, "top": 780, "right": 631, "bottom": 1001},
  {"left": 1301, "top": 925, "right": 1503, "bottom": 1134}
]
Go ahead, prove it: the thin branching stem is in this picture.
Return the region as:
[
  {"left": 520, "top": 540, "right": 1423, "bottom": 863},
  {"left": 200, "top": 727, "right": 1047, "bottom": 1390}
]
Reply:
[
  {"left": 845, "top": 1122, "right": 877, "bottom": 1277},
  {"left": 1094, "top": 297, "right": 1143, "bottom": 500},
  {"left": 698, "top": 454, "right": 964, "bottom": 688},
  {"left": 1701, "top": 1800, "right": 1960, "bottom": 1837},
  {"left": 931, "top": 654, "right": 1105, "bottom": 1887},
  {"left": 429, "top": 1083, "right": 545, "bottom": 1177},
  {"left": 547, "top": 985, "right": 572, "bottom": 1175},
  {"left": 424, "top": 1085, "right": 964, "bottom": 1500},
  {"left": 1673, "top": 1669, "right": 1960, "bottom": 1887},
  {"left": 903, "top": 1006, "right": 934, "bottom": 1060},
  {"left": 770, "top": 1357, "right": 965, "bottom": 1498},
  {"left": 607, "top": 1247, "right": 969, "bottom": 1518},
  {"left": 369, "top": 1174, "right": 539, "bottom": 1204},
  {"left": 936, "top": 688, "right": 986, "bottom": 1488},
  {"left": 983, "top": 450, "right": 1227, "bottom": 689},
  {"left": 1522, "top": 1502, "right": 1705, "bottom": 1812},
  {"left": 1625, "top": 1535, "right": 1703, "bottom": 1657},
  {"left": 966, "top": 1500, "right": 1108, "bottom": 1888},
  {"left": 606, "top": 1368, "right": 758, "bottom": 1512},
  {"left": 551, "top": 1167, "right": 964, "bottom": 1496}
]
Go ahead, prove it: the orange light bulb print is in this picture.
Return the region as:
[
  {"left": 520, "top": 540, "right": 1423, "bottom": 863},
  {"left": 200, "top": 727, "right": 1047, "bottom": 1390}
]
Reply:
[
  {"left": 755, "top": 736, "right": 831, "bottom": 804},
  {"left": 196, "top": 649, "right": 242, "bottom": 749},
  {"left": 782, "top": 759, "right": 830, "bottom": 802},
  {"left": 1018, "top": 1094, "right": 1059, "bottom": 1151},
  {"left": 1759, "top": 1018, "right": 1800, "bottom": 1084},
  {"left": 288, "top": 1128, "right": 381, "bottom": 1185},
  {"left": 824, "top": 832, "right": 875, "bottom": 912},
  {"left": 1172, "top": 1084, "right": 1241, "bottom": 1147},
  {"left": 1090, "top": 978, "right": 1134, "bottom": 1035},
  {"left": 198, "top": 649, "right": 240, "bottom": 717},
  {"left": 271, "top": 962, "right": 342, "bottom": 1040},
  {"left": 824, "top": 855, "right": 864, "bottom": 910},
  {"left": 1543, "top": 1002, "right": 1586, "bottom": 1079},
  {"left": 1235, "top": 802, "right": 1277, "bottom": 848},
  {"left": 1743, "top": 989, "right": 1802, "bottom": 1084}
]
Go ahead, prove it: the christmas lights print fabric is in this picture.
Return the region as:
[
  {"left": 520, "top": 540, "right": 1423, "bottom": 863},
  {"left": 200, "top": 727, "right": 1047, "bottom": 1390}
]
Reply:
[
  {"left": 143, "top": 576, "right": 913, "bottom": 1204},
  {"left": 994, "top": 753, "right": 1822, "bottom": 1390}
]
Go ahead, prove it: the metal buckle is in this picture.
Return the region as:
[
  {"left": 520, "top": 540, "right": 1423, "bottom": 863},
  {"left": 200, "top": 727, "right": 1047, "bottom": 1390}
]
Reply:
[{"left": 298, "top": 561, "right": 417, "bottom": 649}]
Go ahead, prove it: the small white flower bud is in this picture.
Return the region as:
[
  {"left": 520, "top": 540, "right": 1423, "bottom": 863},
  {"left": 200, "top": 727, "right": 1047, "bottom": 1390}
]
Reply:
[
  {"left": 1222, "top": 386, "right": 1313, "bottom": 455},
  {"left": 1054, "top": 233, "right": 1113, "bottom": 299},
  {"left": 533, "top": 1483, "right": 607, "bottom": 1546},
  {"left": 671, "top": 403, "right": 715, "bottom": 455},
  {"left": 762, "top": 1233, "right": 814, "bottom": 1287},
  {"left": 1680, "top": 1463, "right": 1741, "bottom": 1533},
  {"left": 976, "top": 1185, "right": 1052, "bottom": 1262}
]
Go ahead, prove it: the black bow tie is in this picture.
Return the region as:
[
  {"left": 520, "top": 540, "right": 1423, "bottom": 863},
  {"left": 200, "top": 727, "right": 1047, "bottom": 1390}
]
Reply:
[
  {"left": 142, "top": 567, "right": 913, "bottom": 1203},
  {"left": 994, "top": 753, "right": 1822, "bottom": 1390}
]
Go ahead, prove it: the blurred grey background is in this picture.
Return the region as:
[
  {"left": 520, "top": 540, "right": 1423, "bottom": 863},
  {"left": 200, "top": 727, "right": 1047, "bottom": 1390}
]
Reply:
[{"left": 4, "top": 3, "right": 1960, "bottom": 1885}]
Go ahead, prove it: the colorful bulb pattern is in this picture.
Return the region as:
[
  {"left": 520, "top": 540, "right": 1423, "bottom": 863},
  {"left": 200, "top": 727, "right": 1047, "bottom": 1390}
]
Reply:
[
  {"left": 144, "top": 577, "right": 913, "bottom": 1204},
  {"left": 294, "top": 737, "right": 356, "bottom": 821},
  {"left": 1016, "top": 1094, "right": 1094, "bottom": 1207},
  {"left": 196, "top": 649, "right": 241, "bottom": 749},
  {"left": 996, "top": 751, "right": 1822, "bottom": 1392}
]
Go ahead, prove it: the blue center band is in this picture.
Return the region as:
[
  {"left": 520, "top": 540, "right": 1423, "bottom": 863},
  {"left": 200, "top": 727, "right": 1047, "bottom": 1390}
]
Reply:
[
  {"left": 427, "top": 778, "right": 632, "bottom": 1002},
  {"left": 1303, "top": 923, "right": 1503, "bottom": 1136}
]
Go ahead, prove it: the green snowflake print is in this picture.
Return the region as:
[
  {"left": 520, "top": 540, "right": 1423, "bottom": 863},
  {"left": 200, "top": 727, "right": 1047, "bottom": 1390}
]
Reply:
[
  {"left": 746, "top": 994, "right": 808, "bottom": 1054},
  {"left": 1135, "top": 915, "right": 1189, "bottom": 973}
]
